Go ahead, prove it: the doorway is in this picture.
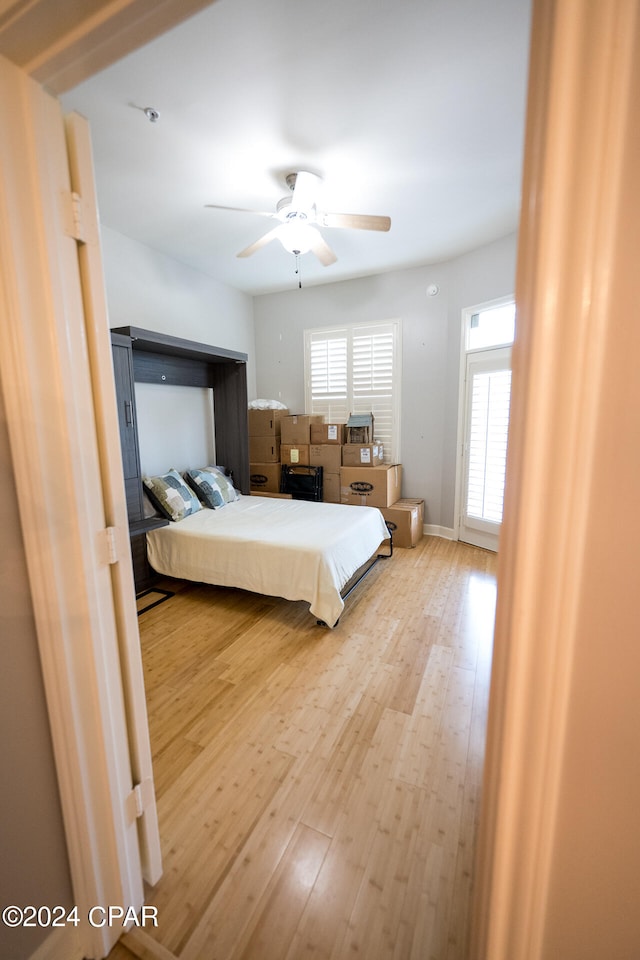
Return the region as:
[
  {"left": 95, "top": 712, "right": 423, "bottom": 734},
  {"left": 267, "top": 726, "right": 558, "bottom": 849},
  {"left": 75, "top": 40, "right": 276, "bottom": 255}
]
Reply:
[{"left": 457, "top": 300, "right": 515, "bottom": 551}]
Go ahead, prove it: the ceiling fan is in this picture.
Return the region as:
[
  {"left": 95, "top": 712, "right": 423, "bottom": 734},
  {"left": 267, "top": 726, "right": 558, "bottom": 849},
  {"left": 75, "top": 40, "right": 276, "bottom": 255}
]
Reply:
[{"left": 205, "top": 171, "right": 391, "bottom": 266}]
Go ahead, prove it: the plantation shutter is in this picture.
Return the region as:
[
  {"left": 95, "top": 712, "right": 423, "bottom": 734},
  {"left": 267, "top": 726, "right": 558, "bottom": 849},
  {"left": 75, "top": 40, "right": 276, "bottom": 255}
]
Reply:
[
  {"left": 306, "top": 329, "right": 349, "bottom": 424},
  {"left": 305, "top": 320, "right": 400, "bottom": 462},
  {"left": 465, "top": 366, "right": 512, "bottom": 523}
]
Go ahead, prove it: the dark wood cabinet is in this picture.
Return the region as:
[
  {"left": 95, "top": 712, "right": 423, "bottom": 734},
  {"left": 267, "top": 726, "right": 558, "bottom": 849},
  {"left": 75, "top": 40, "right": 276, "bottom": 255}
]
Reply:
[
  {"left": 112, "top": 325, "right": 250, "bottom": 495},
  {"left": 110, "top": 327, "right": 250, "bottom": 594},
  {"left": 129, "top": 519, "right": 169, "bottom": 593},
  {"left": 112, "top": 331, "right": 166, "bottom": 592},
  {"left": 111, "top": 332, "right": 144, "bottom": 522}
]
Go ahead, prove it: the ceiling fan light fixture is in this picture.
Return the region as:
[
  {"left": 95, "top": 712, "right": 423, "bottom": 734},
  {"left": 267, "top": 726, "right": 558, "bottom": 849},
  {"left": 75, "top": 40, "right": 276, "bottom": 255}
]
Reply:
[{"left": 276, "top": 221, "right": 319, "bottom": 255}]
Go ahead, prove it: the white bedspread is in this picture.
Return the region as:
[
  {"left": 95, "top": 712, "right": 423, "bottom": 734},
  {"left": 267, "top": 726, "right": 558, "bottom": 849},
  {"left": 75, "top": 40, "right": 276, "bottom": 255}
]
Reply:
[{"left": 146, "top": 495, "right": 390, "bottom": 627}]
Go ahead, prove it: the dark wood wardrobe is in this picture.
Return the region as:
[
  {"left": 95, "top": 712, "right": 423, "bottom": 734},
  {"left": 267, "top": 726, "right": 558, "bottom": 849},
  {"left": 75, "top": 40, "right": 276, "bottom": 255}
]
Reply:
[{"left": 110, "top": 326, "right": 249, "bottom": 592}]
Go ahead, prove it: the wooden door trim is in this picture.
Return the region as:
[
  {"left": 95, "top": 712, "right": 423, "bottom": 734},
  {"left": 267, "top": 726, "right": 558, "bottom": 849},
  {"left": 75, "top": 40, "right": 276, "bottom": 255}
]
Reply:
[
  {"left": 471, "top": 1, "right": 640, "bottom": 956},
  {"left": 0, "top": 58, "right": 142, "bottom": 959}
]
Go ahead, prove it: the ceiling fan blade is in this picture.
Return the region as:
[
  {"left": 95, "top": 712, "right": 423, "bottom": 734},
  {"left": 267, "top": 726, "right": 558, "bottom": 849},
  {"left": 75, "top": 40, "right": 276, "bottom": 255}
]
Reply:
[
  {"left": 309, "top": 232, "right": 338, "bottom": 266},
  {"left": 320, "top": 212, "right": 391, "bottom": 232},
  {"left": 236, "top": 226, "right": 282, "bottom": 258},
  {"left": 205, "top": 204, "right": 275, "bottom": 218}
]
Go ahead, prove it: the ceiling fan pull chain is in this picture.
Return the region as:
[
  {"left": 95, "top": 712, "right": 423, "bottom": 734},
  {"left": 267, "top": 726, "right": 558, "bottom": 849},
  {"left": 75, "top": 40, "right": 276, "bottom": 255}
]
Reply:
[{"left": 294, "top": 250, "right": 302, "bottom": 288}]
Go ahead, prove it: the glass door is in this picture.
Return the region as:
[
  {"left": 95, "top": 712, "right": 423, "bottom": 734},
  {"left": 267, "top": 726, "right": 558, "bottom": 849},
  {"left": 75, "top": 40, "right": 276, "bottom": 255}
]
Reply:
[{"left": 460, "top": 346, "right": 512, "bottom": 550}]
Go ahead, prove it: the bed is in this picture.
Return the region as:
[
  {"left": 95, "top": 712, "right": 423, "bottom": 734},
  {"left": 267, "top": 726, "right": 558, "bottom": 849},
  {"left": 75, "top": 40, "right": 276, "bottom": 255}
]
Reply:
[{"left": 146, "top": 494, "right": 391, "bottom": 627}]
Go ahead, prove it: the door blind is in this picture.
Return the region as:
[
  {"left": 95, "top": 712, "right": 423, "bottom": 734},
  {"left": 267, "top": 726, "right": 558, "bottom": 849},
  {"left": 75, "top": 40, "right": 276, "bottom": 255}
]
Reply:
[{"left": 466, "top": 368, "right": 512, "bottom": 523}]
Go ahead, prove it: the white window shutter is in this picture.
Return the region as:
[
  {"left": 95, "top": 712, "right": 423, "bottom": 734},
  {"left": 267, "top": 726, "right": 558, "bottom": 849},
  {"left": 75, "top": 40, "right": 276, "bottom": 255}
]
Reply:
[
  {"left": 305, "top": 320, "right": 400, "bottom": 462},
  {"left": 306, "top": 330, "right": 349, "bottom": 423}
]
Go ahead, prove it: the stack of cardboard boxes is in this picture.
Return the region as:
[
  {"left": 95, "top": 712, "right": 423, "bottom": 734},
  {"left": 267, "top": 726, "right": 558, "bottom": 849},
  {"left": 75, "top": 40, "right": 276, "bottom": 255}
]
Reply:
[
  {"left": 338, "top": 413, "right": 392, "bottom": 506},
  {"left": 249, "top": 411, "right": 325, "bottom": 496},
  {"left": 338, "top": 413, "right": 423, "bottom": 547},
  {"left": 339, "top": 414, "right": 393, "bottom": 507},
  {"left": 280, "top": 414, "right": 324, "bottom": 467},
  {"left": 248, "top": 408, "right": 288, "bottom": 496},
  {"left": 248, "top": 409, "right": 424, "bottom": 545},
  {"left": 309, "top": 421, "right": 345, "bottom": 503}
]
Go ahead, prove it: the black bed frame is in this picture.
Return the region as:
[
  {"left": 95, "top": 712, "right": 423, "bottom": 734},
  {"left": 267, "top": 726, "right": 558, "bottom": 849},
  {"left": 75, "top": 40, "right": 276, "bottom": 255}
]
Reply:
[{"left": 317, "top": 523, "right": 393, "bottom": 626}]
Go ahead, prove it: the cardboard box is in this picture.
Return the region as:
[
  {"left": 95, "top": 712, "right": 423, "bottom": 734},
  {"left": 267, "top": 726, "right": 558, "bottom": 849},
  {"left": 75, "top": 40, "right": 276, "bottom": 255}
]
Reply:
[
  {"left": 248, "top": 407, "right": 288, "bottom": 437},
  {"left": 281, "top": 414, "right": 323, "bottom": 445},
  {"left": 381, "top": 499, "right": 424, "bottom": 548},
  {"left": 396, "top": 497, "right": 425, "bottom": 528},
  {"left": 310, "top": 422, "right": 345, "bottom": 445},
  {"left": 310, "top": 444, "right": 343, "bottom": 473},
  {"left": 341, "top": 443, "right": 384, "bottom": 467},
  {"left": 249, "top": 463, "right": 282, "bottom": 493},
  {"left": 340, "top": 464, "right": 402, "bottom": 508},
  {"left": 249, "top": 436, "right": 280, "bottom": 462},
  {"left": 322, "top": 473, "right": 341, "bottom": 504},
  {"left": 281, "top": 444, "right": 310, "bottom": 466}
]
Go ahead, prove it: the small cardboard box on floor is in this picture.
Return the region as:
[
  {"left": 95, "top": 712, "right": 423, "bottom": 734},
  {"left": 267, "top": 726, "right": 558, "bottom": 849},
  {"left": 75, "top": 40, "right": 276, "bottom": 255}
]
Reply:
[
  {"left": 381, "top": 498, "right": 425, "bottom": 548},
  {"left": 340, "top": 464, "right": 402, "bottom": 508}
]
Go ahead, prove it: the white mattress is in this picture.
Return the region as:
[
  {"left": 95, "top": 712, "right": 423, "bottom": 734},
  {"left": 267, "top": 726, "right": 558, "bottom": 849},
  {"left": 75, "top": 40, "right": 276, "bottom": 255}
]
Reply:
[{"left": 146, "top": 495, "right": 390, "bottom": 626}]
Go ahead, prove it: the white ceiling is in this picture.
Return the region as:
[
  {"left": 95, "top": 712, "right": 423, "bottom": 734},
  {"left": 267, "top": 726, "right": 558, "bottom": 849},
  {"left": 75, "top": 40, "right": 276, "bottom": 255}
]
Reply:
[{"left": 61, "top": 0, "right": 532, "bottom": 296}]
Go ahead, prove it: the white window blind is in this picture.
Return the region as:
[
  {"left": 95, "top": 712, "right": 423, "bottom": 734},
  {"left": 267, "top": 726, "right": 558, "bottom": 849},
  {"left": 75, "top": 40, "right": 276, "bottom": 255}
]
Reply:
[
  {"left": 304, "top": 320, "right": 401, "bottom": 462},
  {"left": 466, "top": 368, "right": 512, "bottom": 523}
]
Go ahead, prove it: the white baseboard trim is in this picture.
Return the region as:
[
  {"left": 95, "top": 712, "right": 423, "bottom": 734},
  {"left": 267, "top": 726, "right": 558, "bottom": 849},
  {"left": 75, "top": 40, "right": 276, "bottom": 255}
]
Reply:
[
  {"left": 423, "top": 524, "right": 456, "bottom": 540},
  {"left": 29, "top": 926, "right": 83, "bottom": 960}
]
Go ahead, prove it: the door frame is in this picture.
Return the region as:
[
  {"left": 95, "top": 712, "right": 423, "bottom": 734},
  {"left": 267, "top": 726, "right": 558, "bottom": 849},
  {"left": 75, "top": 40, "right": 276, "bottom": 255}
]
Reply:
[
  {"left": 471, "top": 0, "right": 640, "bottom": 956},
  {"left": 0, "top": 57, "right": 149, "bottom": 960},
  {"left": 66, "top": 112, "right": 162, "bottom": 888},
  {"left": 453, "top": 296, "right": 515, "bottom": 549}
]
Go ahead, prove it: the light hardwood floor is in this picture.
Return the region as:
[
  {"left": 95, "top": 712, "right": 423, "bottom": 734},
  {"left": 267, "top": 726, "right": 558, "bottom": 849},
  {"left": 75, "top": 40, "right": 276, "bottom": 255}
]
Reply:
[{"left": 109, "top": 535, "right": 497, "bottom": 960}]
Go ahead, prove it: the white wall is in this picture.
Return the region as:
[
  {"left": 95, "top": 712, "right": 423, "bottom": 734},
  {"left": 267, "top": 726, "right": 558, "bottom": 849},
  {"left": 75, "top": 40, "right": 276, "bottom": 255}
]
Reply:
[
  {"left": 101, "top": 226, "right": 256, "bottom": 471},
  {"left": 135, "top": 384, "right": 215, "bottom": 476},
  {"left": 253, "top": 233, "right": 517, "bottom": 529},
  {"left": 102, "top": 226, "right": 256, "bottom": 366}
]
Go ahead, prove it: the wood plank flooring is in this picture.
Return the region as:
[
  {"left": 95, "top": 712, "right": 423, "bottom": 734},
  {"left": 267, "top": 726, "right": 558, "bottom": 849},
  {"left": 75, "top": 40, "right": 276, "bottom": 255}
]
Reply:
[{"left": 111, "top": 535, "right": 497, "bottom": 960}]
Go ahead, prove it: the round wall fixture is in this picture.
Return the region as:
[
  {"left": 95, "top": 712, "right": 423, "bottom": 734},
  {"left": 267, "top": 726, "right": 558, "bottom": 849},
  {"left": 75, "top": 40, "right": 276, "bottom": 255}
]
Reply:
[{"left": 426, "top": 283, "right": 439, "bottom": 297}]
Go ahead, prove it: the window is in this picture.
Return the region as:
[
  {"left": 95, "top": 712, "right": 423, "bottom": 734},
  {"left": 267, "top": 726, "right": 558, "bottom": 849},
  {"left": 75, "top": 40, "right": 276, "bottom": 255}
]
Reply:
[
  {"left": 467, "top": 301, "right": 516, "bottom": 351},
  {"left": 304, "top": 320, "right": 401, "bottom": 462}
]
